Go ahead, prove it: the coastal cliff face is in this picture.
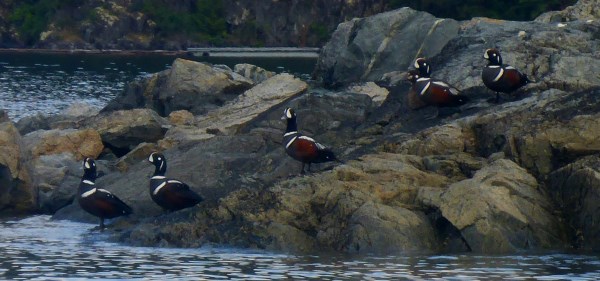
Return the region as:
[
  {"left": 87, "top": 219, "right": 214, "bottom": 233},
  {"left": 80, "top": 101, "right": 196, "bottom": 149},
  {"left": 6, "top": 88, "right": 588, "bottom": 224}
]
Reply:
[
  {"left": 2, "top": 0, "right": 600, "bottom": 255},
  {"left": 0, "top": 0, "right": 392, "bottom": 49},
  {"left": 0, "top": 0, "right": 577, "bottom": 50}
]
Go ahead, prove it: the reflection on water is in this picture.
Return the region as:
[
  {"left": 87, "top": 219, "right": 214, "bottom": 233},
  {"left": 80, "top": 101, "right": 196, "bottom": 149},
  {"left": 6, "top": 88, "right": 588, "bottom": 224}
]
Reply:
[
  {"left": 1, "top": 216, "right": 600, "bottom": 280},
  {"left": 0, "top": 52, "right": 316, "bottom": 121}
]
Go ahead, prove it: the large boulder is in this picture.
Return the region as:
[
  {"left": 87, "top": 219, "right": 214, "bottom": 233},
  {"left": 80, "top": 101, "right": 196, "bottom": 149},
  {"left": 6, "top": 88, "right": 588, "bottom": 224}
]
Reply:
[
  {"left": 313, "top": 8, "right": 460, "bottom": 87},
  {"left": 159, "top": 73, "right": 308, "bottom": 147},
  {"left": 86, "top": 108, "right": 168, "bottom": 154},
  {"left": 21, "top": 128, "right": 104, "bottom": 213},
  {"left": 469, "top": 88, "right": 600, "bottom": 177},
  {"left": 22, "top": 129, "right": 103, "bottom": 160},
  {"left": 234, "top": 63, "right": 275, "bottom": 84},
  {"left": 437, "top": 159, "right": 565, "bottom": 253},
  {"left": 0, "top": 122, "right": 35, "bottom": 213},
  {"left": 194, "top": 73, "right": 308, "bottom": 135},
  {"left": 102, "top": 59, "right": 254, "bottom": 116},
  {"left": 547, "top": 156, "right": 600, "bottom": 250}
]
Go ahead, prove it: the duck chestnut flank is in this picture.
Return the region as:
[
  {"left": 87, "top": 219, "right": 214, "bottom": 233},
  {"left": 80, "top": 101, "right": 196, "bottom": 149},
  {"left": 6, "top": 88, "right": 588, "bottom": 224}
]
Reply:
[{"left": 407, "top": 69, "right": 469, "bottom": 114}]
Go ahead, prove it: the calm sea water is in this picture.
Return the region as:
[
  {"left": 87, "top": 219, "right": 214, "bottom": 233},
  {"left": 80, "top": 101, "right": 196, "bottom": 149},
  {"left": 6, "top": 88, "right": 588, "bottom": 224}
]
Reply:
[
  {"left": 0, "top": 52, "right": 316, "bottom": 121},
  {"left": 0, "top": 215, "right": 599, "bottom": 280}
]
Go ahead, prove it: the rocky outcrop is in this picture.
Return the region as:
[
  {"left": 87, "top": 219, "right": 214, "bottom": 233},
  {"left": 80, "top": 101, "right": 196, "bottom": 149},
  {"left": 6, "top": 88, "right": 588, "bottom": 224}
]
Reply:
[
  {"left": 0, "top": 0, "right": 399, "bottom": 49},
  {"left": 0, "top": 121, "right": 35, "bottom": 213},
  {"left": 234, "top": 64, "right": 274, "bottom": 84},
  {"left": 86, "top": 108, "right": 168, "bottom": 154},
  {"left": 313, "top": 8, "right": 460, "bottom": 87},
  {"left": 314, "top": 2, "right": 600, "bottom": 93},
  {"left": 7, "top": 0, "right": 600, "bottom": 256},
  {"left": 437, "top": 159, "right": 564, "bottom": 253},
  {"left": 102, "top": 59, "right": 253, "bottom": 116},
  {"left": 536, "top": 0, "right": 599, "bottom": 23},
  {"left": 547, "top": 156, "right": 600, "bottom": 250},
  {"left": 22, "top": 129, "right": 103, "bottom": 160}
]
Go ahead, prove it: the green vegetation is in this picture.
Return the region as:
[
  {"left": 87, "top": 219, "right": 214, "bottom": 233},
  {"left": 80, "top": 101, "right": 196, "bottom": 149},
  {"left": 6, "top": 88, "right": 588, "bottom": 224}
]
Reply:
[
  {"left": 138, "top": 0, "right": 228, "bottom": 45},
  {"left": 9, "top": 0, "right": 76, "bottom": 44},
  {"left": 309, "top": 23, "right": 330, "bottom": 43},
  {"left": 388, "top": 0, "right": 576, "bottom": 21}
]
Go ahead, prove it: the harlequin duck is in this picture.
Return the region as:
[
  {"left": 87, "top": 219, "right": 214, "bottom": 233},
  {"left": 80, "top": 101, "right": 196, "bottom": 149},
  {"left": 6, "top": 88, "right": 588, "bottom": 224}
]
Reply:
[
  {"left": 281, "top": 107, "right": 337, "bottom": 175},
  {"left": 78, "top": 158, "right": 132, "bottom": 229},
  {"left": 413, "top": 57, "right": 431, "bottom": 78},
  {"left": 407, "top": 70, "right": 469, "bottom": 108},
  {"left": 406, "top": 70, "right": 428, "bottom": 110},
  {"left": 482, "top": 48, "right": 530, "bottom": 103},
  {"left": 147, "top": 152, "right": 203, "bottom": 212}
]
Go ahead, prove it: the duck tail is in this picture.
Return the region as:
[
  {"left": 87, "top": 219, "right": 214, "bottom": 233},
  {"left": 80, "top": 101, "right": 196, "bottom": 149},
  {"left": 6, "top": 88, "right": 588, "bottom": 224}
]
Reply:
[{"left": 314, "top": 148, "right": 337, "bottom": 163}]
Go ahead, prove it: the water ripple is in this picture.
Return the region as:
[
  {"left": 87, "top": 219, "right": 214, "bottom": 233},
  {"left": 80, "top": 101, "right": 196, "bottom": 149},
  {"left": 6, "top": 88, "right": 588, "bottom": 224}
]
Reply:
[
  {"left": 1, "top": 216, "right": 600, "bottom": 280},
  {"left": 0, "top": 53, "right": 317, "bottom": 121}
]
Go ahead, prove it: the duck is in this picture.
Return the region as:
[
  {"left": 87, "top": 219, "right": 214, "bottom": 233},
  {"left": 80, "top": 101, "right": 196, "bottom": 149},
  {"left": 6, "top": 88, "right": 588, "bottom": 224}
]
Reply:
[
  {"left": 413, "top": 57, "right": 432, "bottom": 78},
  {"left": 78, "top": 158, "right": 132, "bottom": 229},
  {"left": 407, "top": 69, "right": 469, "bottom": 111},
  {"left": 482, "top": 48, "right": 530, "bottom": 103},
  {"left": 281, "top": 107, "right": 337, "bottom": 174},
  {"left": 147, "top": 152, "right": 203, "bottom": 212}
]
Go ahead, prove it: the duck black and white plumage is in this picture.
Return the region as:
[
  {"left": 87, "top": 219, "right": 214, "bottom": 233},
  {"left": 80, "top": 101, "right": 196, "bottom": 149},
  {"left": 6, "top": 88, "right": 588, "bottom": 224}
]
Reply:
[
  {"left": 414, "top": 57, "right": 432, "bottom": 78},
  {"left": 482, "top": 48, "right": 530, "bottom": 103},
  {"left": 78, "top": 158, "right": 132, "bottom": 229},
  {"left": 407, "top": 70, "right": 469, "bottom": 108},
  {"left": 281, "top": 107, "right": 337, "bottom": 175},
  {"left": 147, "top": 152, "right": 203, "bottom": 212}
]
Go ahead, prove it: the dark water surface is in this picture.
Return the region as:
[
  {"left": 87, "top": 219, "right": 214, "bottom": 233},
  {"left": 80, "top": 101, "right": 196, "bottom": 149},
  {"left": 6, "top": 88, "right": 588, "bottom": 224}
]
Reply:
[
  {"left": 1, "top": 216, "right": 600, "bottom": 280},
  {"left": 0, "top": 52, "right": 316, "bottom": 121}
]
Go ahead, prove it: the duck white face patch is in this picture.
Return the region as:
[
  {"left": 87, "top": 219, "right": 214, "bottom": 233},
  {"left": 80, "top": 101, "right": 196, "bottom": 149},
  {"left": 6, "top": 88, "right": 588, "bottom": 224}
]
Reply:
[
  {"left": 84, "top": 161, "right": 91, "bottom": 169},
  {"left": 148, "top": 153, "right": 155, "bottom": 163},
  {"left": 285, "top": 109, "right": 292, "bottom": 119},
  {"left": 484, "top": 50, "right": 489, "bottom": 59}
]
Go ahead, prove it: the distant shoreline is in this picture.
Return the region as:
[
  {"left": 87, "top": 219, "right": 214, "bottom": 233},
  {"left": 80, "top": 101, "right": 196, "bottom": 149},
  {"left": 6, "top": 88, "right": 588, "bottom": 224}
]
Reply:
[
  {"left": 0, "top": 48, "right": 192, "bottom": 56},
  {"left": 0, "top": 47, "right": 321, "bottom": 58}
]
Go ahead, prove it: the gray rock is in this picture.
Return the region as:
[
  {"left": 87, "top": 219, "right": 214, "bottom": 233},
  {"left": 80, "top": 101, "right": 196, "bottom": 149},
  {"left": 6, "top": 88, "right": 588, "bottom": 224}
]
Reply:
[
  {"left": 234, "top": 64, "right": 275, "bottom": 84},
  {"left": 102, "top": 59, "right": 254, "bottom": 116},
  {"left": 438, "top": 159, "right": 565, "bottom": 253},
  {"left": 157, "top": 73, "right": 309, "bottom": 148},
  {"left": 22, "top": 129, "right": 104, "bottom": 161},
  {"left": 536, "top": 0, "right": 600, "bottom": 23},
  {"left": 547, "top": 156, "right": 600, "bottom": 250},
  {"left": 34, "top": 153, "right": 82, "bottom": 213},
  {"left": 314, "top": 8, "right": 459, "bottom": 87},
  {"left": 85, "top": 108, "right": 168, "bottom": 153},
  {"left": 0, "top": 122, "right": 35, "bottom": 214}
]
